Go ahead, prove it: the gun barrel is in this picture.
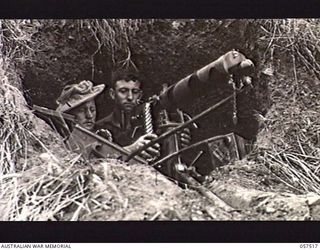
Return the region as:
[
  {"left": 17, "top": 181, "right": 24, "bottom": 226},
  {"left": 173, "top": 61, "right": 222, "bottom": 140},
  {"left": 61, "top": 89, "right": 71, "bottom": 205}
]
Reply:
[
  {"left": 125, "top": 86, "right": 248, "bottom": 163},
  {"left": 158, "top": 51, "right": 254, "bottom": 110}
]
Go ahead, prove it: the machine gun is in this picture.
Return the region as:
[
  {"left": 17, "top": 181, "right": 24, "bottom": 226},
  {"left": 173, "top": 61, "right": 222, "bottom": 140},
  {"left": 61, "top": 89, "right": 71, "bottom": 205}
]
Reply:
[
  {"left": 33, "top": 50, "right": 254, "bottom": 179},
  {"left": 125, "top": 50, "right": 254, "bottom": 161},
  {"left": 32, "top": 50, "right": 254, "bottom": 211}
]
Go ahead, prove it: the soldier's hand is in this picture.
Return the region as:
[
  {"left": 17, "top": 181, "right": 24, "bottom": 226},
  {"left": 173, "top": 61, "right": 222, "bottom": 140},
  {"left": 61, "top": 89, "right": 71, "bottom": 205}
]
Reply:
[
  {"left": 138, "top": 134, "right": 161, "bottom": 160},
  {"left": 124, "top": 133, "right": 160, "bottom": 161},
  {"left": 178, "top": 128, "right": 191, "bottom": 148},
  {"left": 96, "top": 129, "right": 113, "bottom": 142}
]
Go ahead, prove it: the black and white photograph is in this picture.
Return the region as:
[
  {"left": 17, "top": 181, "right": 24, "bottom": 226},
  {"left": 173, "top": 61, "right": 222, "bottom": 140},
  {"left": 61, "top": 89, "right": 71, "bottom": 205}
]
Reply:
[{"left": 1, "top": 18, "right": 320, "bottom": 228}]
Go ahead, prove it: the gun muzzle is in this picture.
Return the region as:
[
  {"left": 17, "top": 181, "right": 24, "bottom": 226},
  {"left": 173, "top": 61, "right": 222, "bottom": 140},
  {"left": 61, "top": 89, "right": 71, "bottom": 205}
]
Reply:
[{"left": 158, "top": 51, "right": 254, "bottom": 110}]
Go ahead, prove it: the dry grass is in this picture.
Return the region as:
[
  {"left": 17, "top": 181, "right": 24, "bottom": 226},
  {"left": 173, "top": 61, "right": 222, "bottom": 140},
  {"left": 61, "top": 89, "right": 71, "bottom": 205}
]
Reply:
[
  {"left": 0, "top": 39, "right": 91, "bottom": 219},
  {"left": 78, "top": 19, "right": 152, "bottom": 68},
  {"left": 0, "top": 20, "right": 91, "bottom": 220},
  {"left": 251, "top": 19, "right": 320, "bottom": 195},
  {"left": 252, "top": 91, "right": 320, "bottom": 194},
  {"left": 253, "top": 98, "right": 320, "bottom": 195},
  {"left": 0, "top": 64, "right": 31, "bottom": 173},
  {"left": 0, "top": 155, "right": 91, "bottom": 221},
  {"left": 259, "top": 19, "right": 320, "bottom": 79}
]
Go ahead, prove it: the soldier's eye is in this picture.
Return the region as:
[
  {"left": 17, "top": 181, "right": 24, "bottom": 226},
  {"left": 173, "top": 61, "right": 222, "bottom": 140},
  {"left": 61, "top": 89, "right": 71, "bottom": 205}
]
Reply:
[
  {"left": 119, "top": 88, "right": 128, "bottom": 94},
  {"left": 132, "top": 89, "right": 141, "bottom": 94}
]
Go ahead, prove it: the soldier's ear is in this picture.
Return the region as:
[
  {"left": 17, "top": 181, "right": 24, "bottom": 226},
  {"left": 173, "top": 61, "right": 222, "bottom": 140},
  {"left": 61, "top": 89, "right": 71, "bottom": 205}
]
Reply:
[{"left": 109, "top": 88, "right": 115, "bottom": 100}]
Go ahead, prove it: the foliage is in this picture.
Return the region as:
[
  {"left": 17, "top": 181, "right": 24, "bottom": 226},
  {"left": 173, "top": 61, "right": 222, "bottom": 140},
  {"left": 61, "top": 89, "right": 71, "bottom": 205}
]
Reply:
[
  {"left": 251, "top": 19, "right": 320, "bottom": 194},
  {"left": 258, "top": 19, "right": 320, "bottom": 79},
  {"left": 0, "top": 20, "right": 39, "bottom": 174}
]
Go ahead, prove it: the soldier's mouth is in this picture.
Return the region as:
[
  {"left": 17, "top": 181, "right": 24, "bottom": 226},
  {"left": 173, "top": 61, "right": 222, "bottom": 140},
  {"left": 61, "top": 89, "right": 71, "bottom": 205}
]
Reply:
[
  {"left": 83, "top": 121, "right": 94, "bottom": 126},
  {"left": 123, "top": 103, "right": 134, "bottom": 108}
]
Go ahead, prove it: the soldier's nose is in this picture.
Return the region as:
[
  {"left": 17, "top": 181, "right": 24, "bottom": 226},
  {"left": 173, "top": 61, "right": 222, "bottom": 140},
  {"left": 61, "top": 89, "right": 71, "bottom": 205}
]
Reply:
[
  {"left": 86, "top": 110, "right": 94, "bottom": 118},
  {"left": 127, "top": 91, "right": 133, "bottom": 100}
]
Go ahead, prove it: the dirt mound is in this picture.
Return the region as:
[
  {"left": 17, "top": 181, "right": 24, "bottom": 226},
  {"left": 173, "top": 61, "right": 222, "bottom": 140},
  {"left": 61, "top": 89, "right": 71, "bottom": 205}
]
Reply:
[{"left": 207, "top": 161, "right": 320, "bottom": 220}]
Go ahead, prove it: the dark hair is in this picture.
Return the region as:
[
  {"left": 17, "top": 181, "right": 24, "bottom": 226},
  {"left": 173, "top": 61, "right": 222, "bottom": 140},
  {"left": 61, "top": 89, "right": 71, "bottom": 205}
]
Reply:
[{"left": 110, "top": 69, "right": 143, "bottom": 89}]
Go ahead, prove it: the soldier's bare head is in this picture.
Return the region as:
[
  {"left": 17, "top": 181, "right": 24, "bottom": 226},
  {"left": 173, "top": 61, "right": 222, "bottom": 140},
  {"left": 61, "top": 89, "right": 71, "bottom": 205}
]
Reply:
[{"left": 110, "top": 70, "right": 143, "bottom": 113}]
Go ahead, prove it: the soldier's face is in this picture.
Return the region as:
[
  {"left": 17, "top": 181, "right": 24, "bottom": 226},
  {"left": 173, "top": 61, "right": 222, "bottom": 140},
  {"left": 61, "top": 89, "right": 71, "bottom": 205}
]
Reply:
[
  {"left": 70, "top": 100, "right": 96, "bottom": 130},
  {"left": 111, "top": 80, "right": 142, "bottom": 112}
]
